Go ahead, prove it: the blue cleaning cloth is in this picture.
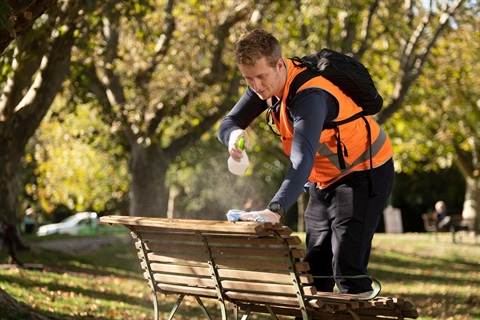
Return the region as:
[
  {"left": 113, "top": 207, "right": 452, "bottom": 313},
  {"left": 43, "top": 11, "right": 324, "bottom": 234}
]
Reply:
[{"left": 226, "top": 209, "right": 266, "bottom": 222}]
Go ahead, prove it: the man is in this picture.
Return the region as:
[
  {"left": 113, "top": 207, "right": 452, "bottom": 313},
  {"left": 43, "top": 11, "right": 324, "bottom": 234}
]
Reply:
[
  {"left": 433, "top": 200, "right": 452, "bottom": 231},
  {"left": 218, "top": 29, "right": 394, "bottom": 295}
]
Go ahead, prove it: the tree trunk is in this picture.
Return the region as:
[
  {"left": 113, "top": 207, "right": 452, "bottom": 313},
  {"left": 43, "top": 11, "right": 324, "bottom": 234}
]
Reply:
[
  {"left": 462, "top": 176, "right": 480, "bottom": 235},
  {"left": 0, "top": 0, "right": 82, "bottom": 225},
  {"left": 129, "top": 143, "right": 169, "bottom": 217},
  {"left": 455, "top": 136, "right": 480, "bottom": 235},
  {"left": 0, "top": 288, "right": 52, "bottom": 319},
  {"left": 0, "top": 134, "right": 23, "bottom": 225},
  {"left": 0, "top": 0, "right": 84, "bottom": 312}
]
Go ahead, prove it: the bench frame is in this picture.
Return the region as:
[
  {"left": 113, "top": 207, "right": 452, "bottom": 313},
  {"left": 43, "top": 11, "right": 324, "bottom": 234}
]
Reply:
[{"left": 100, "top": 216, "right": 418, "bottom": 320}]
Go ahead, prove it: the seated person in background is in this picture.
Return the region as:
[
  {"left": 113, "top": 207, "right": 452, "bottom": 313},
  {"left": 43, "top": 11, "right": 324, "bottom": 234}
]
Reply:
[{"left": 433, "top": 200, "right": 452, "bottom": 230}]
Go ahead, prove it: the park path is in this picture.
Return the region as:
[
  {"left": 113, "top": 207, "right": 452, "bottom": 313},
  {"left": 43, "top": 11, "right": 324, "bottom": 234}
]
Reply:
[{"left": 35, "top": 236, "right": 131, "bottom": 253}]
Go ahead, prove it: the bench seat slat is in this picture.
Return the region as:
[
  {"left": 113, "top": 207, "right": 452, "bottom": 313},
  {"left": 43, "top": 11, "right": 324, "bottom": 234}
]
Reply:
[
  {"left": 243, "top": 303, "right": 343, "bottom": 317},
  {"left": 237, "top": 304, "right": 337, "bottom": 318},
  {"left": 218, "top": 269, "right": 313, "bottom": 284},
  {"left": 220, "top": 280, "right": 317, "bottom": 295},
  {"left": 225, "top": 292, "right": 342, "bottom": 312},
  {"left": 225, "top": 291, "right": 306, "bottom": 307}
]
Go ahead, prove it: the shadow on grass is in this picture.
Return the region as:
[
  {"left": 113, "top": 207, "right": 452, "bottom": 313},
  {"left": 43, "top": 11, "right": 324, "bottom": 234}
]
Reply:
[
  {"left": 367, "top": 235, "right": 480, "bottom": 319},
  {"left": 369, "top": 252, "right": 480, "bottom": 287},
  {"left": 1, "top": 238, "right": 152, "bottom": 319}
]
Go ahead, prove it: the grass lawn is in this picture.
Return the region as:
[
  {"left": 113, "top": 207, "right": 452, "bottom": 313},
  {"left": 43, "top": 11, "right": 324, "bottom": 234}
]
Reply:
[{"left": 0, "top": 230, "right": 478, "bottom": 319}]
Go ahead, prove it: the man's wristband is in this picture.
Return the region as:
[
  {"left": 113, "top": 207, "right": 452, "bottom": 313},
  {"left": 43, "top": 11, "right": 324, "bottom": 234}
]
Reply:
[{"left": 267, "top": 202, "right": 286, "bottom": 217}]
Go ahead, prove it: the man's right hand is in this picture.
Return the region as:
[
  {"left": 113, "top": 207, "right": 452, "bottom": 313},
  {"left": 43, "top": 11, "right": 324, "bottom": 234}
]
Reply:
[
  {"left": 228, "top": 129, "right": 249, "bottom": 161},
  {"left": 238, "top": 209, "right": 280, "bottom": 224}
]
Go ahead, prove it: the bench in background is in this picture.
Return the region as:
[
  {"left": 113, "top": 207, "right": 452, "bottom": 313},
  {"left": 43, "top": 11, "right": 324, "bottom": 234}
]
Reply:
[
  {"left": 100, "top": 216, "right": 419, "bottom": 320},
  {"left": 421, "top": 213, "right": 475, "bottom": 243}
]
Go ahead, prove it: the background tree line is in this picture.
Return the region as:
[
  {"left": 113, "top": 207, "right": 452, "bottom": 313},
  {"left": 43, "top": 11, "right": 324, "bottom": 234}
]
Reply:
[{"left": 1, "top": 0, "right": 479, "bottom": 230}]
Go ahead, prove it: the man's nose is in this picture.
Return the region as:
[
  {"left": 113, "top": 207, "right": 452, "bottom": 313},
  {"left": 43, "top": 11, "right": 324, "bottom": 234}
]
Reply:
[{"left": 250, "top": 79, "right": 262, "bottom": 91}]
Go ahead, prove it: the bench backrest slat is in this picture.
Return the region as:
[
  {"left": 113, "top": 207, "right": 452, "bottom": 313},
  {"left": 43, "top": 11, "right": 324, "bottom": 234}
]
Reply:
[
  {"left": 156, "top": 283, "right": 219, "bottom": 299},
  {"left": 150, "top": 272, "right": 215, "bottom": 288},
  {"left": 131, "top": 230, "right": 302, "bottom": 246},
  {"left": 140, "top": 241, "right": 306, "bottom": 259},
  {"left": 143, "top": 262, "right": 211, "bottom": 277}
]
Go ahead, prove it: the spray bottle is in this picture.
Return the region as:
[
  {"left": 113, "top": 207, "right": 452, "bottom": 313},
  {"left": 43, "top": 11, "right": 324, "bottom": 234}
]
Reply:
[{"left": 227, "top": 136, "right": 249, "bottom": 175}]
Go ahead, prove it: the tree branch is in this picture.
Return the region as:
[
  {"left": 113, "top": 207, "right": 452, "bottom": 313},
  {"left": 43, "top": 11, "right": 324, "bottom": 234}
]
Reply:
[
  {"left": 377, "top": 0, "right": 466, "bottom": 124},
  {"left": 0, "top": 0, "right": 56, "bottom": 54},
  {"left": 12, "top": 0, "right": 83, "bottom": 146},
  {"left": 145, "top": 1, "right": 250, "bottom": 138},
  {"left": 135, "top": 0, "right": 176, "bottom": 92}
]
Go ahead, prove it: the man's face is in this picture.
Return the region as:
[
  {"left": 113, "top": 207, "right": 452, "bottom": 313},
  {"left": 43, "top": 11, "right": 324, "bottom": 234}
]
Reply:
[{"left": 238, "top": 57, "right": 284, "bottom": 100}]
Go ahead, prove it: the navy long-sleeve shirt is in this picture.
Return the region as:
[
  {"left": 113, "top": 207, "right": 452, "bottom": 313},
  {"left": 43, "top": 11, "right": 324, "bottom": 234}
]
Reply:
[{"left": 218, "top": 86, "right": 339, "bottom": 211}]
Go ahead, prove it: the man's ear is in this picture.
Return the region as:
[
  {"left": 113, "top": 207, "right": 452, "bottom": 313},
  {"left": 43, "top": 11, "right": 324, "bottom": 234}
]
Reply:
[{"left": 276, "top": 58, "right": 284, "bottom": 71}]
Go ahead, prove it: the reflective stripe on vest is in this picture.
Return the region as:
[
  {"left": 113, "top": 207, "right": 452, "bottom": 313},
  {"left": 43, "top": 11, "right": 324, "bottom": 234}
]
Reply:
[{"left": 318, "top": 126, "right": 387, "bottom": 176}]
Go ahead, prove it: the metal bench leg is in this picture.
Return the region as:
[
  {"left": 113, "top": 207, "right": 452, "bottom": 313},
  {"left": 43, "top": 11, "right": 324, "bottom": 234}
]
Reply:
[
  {"left": 233, "top": 304, "right": 238, "bottom": 320},
  {"left": 167, "top": 294, "right": 185, "bottom": 320},
  {"left": 194, "top": 296, "right": 213, "bottom": 320},
  {"left": 346, "top": 309, "right": 361, "bottom": 320},
  {"left": 219, "top": 300, "right": 228, "bottom": 320},
  {"left": 265, "top": 305, "right": 280, "bottom": 320},
  {"left": 152, "top": 291, "right": 159, "bottom": 320},
  {"left": 240, "top": 306, "right": 252, "bottom": 320}
]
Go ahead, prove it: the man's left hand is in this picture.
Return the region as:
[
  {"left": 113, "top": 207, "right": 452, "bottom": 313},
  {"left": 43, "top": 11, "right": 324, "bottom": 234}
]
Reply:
[{"left": 238, "top": 209, "right": 280, "bottom": 223}]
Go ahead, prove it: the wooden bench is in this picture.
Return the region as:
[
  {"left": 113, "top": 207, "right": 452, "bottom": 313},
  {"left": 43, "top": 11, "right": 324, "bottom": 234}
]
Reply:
[
  {"left": 100, "top": 216, "right": 419, "bottom": 320},
  {"left": 421, "top": 213, "right": 474, "bottom": 243}
]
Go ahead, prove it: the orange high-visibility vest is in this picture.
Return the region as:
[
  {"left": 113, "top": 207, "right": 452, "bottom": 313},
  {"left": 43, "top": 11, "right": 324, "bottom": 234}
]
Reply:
[{"left": 272, "top": 59, "right": 392, "bottom": 189}]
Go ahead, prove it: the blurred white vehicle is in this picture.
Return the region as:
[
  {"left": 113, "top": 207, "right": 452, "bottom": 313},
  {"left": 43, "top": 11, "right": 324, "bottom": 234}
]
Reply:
[{"left": 37, "top": 212, "right": 98, "bottom": 236}]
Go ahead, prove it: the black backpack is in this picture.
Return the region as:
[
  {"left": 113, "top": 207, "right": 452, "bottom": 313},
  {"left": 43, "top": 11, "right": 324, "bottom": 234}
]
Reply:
[{"left": 287, "top": 48, "right": 382, "bottom": 127}]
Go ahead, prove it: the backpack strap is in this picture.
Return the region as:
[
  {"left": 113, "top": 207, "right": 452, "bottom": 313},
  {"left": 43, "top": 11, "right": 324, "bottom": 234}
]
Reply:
[
  {"left": 286, "top": 68, "right": 318, "bottom": 106},
  {"left": 287, "top": 67, "right": 366, "bottom": 129},
  {"left": 286, "top": 66, "right": 378, "bottom": 197}
]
